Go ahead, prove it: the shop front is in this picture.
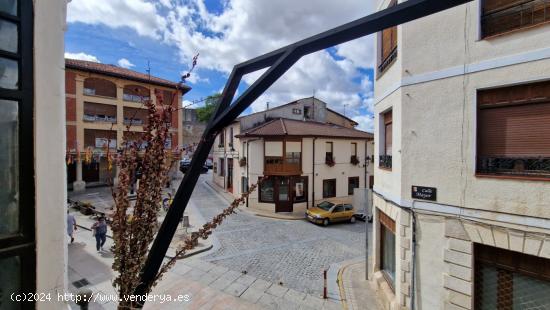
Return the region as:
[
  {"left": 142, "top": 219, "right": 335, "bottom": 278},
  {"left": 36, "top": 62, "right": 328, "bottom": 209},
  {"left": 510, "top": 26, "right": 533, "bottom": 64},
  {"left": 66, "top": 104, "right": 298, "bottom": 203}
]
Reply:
[{"left": 259, "top": 175, "right": 308, "bottom": 212}]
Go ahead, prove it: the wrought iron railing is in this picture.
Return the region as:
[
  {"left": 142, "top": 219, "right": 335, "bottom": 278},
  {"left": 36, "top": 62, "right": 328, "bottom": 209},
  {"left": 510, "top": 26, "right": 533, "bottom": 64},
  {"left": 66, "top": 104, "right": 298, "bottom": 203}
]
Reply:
[
  {"left": 379, "top": 155, "right": 392, "bottom": 169},
  {"left": 477, "top": 156, "right": 550, "bottom": 177},
  {"left": 378, "top": 47, "right": 397, "bottom": 73}
]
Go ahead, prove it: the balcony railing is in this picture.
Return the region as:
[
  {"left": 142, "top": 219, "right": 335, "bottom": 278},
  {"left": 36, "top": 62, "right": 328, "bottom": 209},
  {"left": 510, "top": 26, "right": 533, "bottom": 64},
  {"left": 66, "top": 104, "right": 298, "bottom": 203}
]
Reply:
[
  {"left": 378, "top": 47, "right": 397, "bottom": 73},
  {"left": 83, "top": 114, "right": 117, "bottom": 123},
  {"left": 123, "top": 118, "right": 144, "bottom": 125},
  {"left": 477, "top": 156, "right": 550, "bottom": 178},
  {"left": 123, "top": 93, "right": 150, "bottom": 103},
  {"left": 379, "top": 155, "right": 392, "bottom": 169},
  {"left": 83, "top": 88, "right": 96, "bottom": 96}
]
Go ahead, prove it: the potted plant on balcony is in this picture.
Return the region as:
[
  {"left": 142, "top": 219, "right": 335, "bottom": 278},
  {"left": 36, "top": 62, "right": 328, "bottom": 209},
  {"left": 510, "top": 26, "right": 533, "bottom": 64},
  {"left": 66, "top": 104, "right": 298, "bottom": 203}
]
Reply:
[
  {"left": 239, "top": 157, "right": 247, "bottom": 167},
  {"left": 325, "top": 155, "right": 335, "bottom": 167},
  {"left": 350, "top": 155, "right": 360, "bottom": 166}
]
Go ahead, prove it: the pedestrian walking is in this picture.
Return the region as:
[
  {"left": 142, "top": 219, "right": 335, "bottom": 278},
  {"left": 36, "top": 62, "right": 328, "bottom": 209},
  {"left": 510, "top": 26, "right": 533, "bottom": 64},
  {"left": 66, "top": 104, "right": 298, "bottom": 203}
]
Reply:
[
  {"left": 91, "top": 216, "right": 108, "bottom": 252},
  {"left": 67, "top": 210, "right": 77, "bottom": 243}
]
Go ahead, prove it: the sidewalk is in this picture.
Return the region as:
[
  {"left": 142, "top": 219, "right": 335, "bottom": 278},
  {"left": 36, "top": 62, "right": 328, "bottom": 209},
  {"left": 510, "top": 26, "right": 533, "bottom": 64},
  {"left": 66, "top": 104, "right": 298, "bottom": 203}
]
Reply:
[
  {"left": 204, "top": 179, "right": 306, "bottom": 220},
  {"left": 68, "top": 179, "right": 214, "bottom": 259},
  {"left": 339, "top": 260, "right": 382, "bottom": 310}
]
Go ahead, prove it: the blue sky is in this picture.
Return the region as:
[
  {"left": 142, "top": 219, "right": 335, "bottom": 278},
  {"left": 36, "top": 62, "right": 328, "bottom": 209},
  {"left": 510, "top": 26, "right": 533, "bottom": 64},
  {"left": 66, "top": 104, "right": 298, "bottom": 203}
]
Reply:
[{"left": 65, "top": 0, "right": 376, "bottom": 131}]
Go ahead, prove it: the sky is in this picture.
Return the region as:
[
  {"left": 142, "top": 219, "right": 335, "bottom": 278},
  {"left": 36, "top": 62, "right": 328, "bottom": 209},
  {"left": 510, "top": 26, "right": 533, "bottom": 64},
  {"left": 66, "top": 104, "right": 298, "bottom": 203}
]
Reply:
[{"left": 65, "top": 0, "right": 376, "bottom": 132}]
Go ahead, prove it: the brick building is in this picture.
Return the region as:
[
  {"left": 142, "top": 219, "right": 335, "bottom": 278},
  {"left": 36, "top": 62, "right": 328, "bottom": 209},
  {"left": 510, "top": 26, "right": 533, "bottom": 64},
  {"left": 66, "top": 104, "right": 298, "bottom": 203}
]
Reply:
[{"left": 65, "top": 59, "right": 191, "bottom": 191}]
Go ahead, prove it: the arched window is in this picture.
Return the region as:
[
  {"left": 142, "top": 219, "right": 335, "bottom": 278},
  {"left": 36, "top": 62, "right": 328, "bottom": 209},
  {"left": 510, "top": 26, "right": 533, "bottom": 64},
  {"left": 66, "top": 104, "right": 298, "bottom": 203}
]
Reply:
[
  {"left": 123, "top": 85, "right": 150, "bottom": 103},
  {"left": 83, "top": 78, "right": 117, "bottom": 98}
]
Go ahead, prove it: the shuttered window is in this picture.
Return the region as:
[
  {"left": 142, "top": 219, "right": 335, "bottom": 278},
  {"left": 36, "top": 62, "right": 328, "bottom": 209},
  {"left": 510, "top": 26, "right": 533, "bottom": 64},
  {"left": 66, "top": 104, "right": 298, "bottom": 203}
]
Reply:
[
  {"left": 481, "top": 0, "right": 550, "bottom": 38},
  {"left": 477, "top": 81, "right": 550, "bottom": 178},
  {"left": 378, "top": 0, "right": 398, "bottom": 74}
]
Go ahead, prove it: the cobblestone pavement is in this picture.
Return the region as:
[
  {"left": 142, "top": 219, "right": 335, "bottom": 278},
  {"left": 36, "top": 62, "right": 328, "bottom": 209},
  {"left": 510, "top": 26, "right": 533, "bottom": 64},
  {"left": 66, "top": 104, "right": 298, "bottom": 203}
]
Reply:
[{"left": 193, "top": 174, "right": 366, "bottom": 297}]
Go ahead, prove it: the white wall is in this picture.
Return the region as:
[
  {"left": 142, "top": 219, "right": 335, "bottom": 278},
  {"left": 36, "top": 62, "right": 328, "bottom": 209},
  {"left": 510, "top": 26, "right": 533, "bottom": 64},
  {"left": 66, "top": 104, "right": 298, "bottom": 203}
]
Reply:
[{"left": 34, "top": 0, "right": 69, "bottom": 309}]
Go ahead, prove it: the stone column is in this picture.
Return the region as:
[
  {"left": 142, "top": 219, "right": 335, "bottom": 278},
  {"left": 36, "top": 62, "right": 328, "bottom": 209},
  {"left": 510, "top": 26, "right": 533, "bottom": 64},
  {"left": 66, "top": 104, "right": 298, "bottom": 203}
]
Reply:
[{"left": 73, "top": 159, "right": 86, "bottom": 191}]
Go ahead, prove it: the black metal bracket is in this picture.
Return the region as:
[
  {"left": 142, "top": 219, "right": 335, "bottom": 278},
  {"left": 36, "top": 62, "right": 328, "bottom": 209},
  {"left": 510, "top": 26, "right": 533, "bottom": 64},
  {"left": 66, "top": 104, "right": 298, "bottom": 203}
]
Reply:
[{"left": 134, "top": 0, "right": 472, "bottom": 303}]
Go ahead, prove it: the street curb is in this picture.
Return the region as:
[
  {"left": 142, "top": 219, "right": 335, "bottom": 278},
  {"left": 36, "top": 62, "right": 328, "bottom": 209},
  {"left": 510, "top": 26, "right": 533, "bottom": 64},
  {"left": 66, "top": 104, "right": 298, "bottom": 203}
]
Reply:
[{"left": 338, "top": 263, "right": 350, "bottom": 310}]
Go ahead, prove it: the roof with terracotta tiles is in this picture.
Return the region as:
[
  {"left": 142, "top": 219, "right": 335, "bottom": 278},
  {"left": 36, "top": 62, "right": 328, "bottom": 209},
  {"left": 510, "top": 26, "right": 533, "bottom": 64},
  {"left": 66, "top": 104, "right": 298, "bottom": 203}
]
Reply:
[
  {"left": 236, "top": 118, "right": 373, "bottom": 139},
  {"left": 65, "top": 58, "right": 191, "bottom": 93}
]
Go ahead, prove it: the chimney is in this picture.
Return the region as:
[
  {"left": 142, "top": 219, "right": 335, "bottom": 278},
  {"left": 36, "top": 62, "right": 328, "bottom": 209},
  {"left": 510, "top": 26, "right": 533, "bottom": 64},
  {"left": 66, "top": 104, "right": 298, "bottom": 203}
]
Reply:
[{"left": 266, "top": 102, "right": 270, "bottom": 111}]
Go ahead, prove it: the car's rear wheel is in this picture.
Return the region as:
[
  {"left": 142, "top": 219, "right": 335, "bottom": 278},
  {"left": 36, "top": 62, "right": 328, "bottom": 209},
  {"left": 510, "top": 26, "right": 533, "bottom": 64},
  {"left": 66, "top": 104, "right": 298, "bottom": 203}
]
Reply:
[
  {"left": 323, "top": 218, "right": 329, "bottom": 226},
  {"left": 350, "top": 216, "right": 356, "bottom": 223}
]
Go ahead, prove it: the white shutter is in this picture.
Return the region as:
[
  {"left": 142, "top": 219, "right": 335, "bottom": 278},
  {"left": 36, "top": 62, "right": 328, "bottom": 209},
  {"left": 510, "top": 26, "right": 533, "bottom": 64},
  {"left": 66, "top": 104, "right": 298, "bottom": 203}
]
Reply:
[{"left": 265, "top": 141, "right": 283, "bottom": 156}]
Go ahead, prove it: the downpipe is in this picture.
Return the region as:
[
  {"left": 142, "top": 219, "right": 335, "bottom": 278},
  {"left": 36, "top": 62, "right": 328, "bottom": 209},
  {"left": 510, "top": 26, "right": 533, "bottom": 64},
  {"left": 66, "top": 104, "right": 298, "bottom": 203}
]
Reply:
[{"left": 410, "top": 201, "right": 418, "bottom": 310}]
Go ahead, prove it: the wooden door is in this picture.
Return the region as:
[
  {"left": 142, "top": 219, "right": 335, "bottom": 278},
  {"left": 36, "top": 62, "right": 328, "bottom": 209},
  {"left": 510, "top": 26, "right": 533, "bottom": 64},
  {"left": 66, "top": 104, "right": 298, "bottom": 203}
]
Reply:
[
  {"left": 227, "top": 158, "right": 233, "bottom": 193},
  {"left": 275, "top": 176, "right": 292, "bottom": 212}
]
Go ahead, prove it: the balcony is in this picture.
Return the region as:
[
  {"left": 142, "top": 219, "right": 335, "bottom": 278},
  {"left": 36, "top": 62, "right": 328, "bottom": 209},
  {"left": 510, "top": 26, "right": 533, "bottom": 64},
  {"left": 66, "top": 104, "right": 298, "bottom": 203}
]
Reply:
[
  {"left": 83, "top": 114, "right": 116, "bottom": 123},
  {"left": 379, "top": 155, "right": 392, "bottom": 169},
  {"left": 123, "top": 117, "right": 144, "bottom": 126},
  {"left": 264, "top": 156, "right": 301, "bottom": 175},
  {"left": 378, "top": 47, "right": 397, "bottom": 73},
  {"left": 123, "top": 93, "right": 150, "bottom": 103},
  {"left": 477, "top": 156, "right": 550, "bottom": 179}
]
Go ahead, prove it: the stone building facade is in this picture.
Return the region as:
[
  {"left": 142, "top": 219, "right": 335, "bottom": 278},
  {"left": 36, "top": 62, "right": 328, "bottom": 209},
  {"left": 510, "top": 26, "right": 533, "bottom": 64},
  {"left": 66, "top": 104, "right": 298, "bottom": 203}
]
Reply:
[{"left": 371, "top": 0, "right": 550, "bottom": 309}]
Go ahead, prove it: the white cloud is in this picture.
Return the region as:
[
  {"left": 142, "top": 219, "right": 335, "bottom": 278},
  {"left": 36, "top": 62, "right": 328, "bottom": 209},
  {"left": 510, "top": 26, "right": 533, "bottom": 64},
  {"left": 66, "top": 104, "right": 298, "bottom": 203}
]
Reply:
[
  {"left": 67, "top": 0, "right": 166, "bottom": 39},
  {"left": 65, "top": 52, "right": 100, "bottom": 62},
  {"left": 352, "top": 115, "right": 374, "bottom": 133},
  {"left": 67, "top": 0, "right": 376, "bottom": 117},
  {"left": 117, "top": 58, "right": 135, "bottom": 69}
]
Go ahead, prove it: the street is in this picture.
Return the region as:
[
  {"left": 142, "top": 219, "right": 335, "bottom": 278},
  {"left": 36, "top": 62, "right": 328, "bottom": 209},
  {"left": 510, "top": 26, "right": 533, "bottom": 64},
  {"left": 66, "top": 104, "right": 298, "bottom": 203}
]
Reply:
[{"left": 194, "top": 173, "right": 367, "bottom": 296}]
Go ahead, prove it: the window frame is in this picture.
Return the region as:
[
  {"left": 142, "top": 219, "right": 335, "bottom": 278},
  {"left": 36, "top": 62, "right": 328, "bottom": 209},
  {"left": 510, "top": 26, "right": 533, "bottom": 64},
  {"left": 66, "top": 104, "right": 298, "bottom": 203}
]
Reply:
[
  {"left": 348, "top": 176, "right": 360, "bottom": 195},
  {"left": 480, "top": 0, "right": 550, "bottom": 39},
  {"left": 325, "top": 141, "right": 334, "bottom": 161},
  {"left": 0, "top": 0, "right": 36, "bottom": 302},
  {"left": 322, "top": 178, "right": 337, "bottom": 198},
  {"left": 379, "top": 211, "right": 396, "bottom": 291},
  {"left": 259, "top": 176, "right": 275, "bottom": 203}
]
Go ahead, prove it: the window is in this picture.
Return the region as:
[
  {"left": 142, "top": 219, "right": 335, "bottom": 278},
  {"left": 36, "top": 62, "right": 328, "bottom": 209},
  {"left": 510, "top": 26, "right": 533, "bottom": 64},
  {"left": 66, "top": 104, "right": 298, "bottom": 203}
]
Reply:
[
  {"left": 259, "top": 177, "right": 274, "bottom": 202},
  {"left": 292, "top": 176, "right": 308, "bottom": 203},
  {"left": 333, "top": 205, "right": 344, "bottom": 213},
  {"left": 83, "top": 102, "right": 117, "bottom": 123},
  {"left": 380, "top": 110, "right": 393, "bottom": 169},
  {"left": 241, "top": 176, "right": 248, "bottom": 193},
  {"left": 285, "top": 141, "right": 301, "bottom": 165},
  {"left": 0, "top": 0, "right": 36, "bottom": 306},
  {"left": 218, "top": 130, "right": 225, "bottom": 147},
  {"left": 292, "top": 108, "right": 302, "bottom": 115},
  {"left": 83, "top": 78, "right": 117, "bottom": 98},
  {"left": 476, "top": 81, "right": 550, "bottom": 179},
  {"left": 351, "top": 142, "right": 359, "bottom": 164},
  {"left": 304, "top": 106, "right": 312, "bottom": 119},
  {"left": 481, "top": 0, "right": 550, "bottom": 38},
  {"left": 229, "top": 127, "right": 234, "bottom": 148},
  {"left": 325, "top": 142, "right": 334, "bottom": 163},
  {"left": 123, "top": 85, "right": 150, "bottom": 102},
  {"left": 322, "top": 179, "right": 336, "bottom": 198},
  {"left": 474, "top": 243, "right": 550, "bottom": 309},
  {"left": 378, "top": 0, "right": 398, "bottom": 74},
  {"left": 348, "top": 177, "right": 360, "bottom": 195},
  {"left": 219, "top": 158, "right": 225, "bottom": 176},
  {"left": 379, "top": 211, "right": 396, "bottom": 290}
]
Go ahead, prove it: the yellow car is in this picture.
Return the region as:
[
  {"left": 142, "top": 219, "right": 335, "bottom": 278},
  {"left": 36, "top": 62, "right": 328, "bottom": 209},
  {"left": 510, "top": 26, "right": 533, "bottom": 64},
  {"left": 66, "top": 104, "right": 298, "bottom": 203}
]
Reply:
[{"left": 306, "top": 201, "right": 356, "bottom": 226}]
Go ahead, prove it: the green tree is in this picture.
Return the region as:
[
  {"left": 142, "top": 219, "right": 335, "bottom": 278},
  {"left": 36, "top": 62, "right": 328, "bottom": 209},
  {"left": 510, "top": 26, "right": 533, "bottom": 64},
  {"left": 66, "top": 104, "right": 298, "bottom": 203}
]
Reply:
[{"left": 196, "top": 93, "right": 221, "bottom": 122}]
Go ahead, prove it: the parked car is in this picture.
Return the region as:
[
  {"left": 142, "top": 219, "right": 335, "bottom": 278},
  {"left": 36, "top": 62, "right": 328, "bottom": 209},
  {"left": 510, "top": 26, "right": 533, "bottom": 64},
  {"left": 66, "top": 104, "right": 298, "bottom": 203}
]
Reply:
[
  {"left": 205, "top": 158, "right": 213, "bottom": 169},
  {"left": 179, "top": 159, "right": 208, "bottom": 174},
  {"left": 306, "top": 201, "right": 356, "bottom": 226}
]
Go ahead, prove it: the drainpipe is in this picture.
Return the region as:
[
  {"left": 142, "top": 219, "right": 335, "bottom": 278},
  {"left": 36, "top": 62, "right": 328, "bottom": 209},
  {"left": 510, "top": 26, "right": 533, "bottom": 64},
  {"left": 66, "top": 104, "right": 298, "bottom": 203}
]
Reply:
[
  {"left": 410, "top": 202, "right": 418, "bottom": 310},
  {"left": 311, "top": 137, "right": 317, "bottom": 208},
  {"left": 246, "top": 138, "right": 260, "bottom": 208}
]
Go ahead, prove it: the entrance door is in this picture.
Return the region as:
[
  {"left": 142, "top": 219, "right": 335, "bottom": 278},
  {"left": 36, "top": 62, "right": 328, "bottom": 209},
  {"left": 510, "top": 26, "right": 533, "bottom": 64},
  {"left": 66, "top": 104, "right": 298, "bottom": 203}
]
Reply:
[
  {"left": 275, "top": 176, "right": 292, "bottom": 212},
  {"left": 82, "top": 162, "right": 100, "bottom": 182},
  {"left": 227, "top": 158, "right": 233, "bottom": 193}
]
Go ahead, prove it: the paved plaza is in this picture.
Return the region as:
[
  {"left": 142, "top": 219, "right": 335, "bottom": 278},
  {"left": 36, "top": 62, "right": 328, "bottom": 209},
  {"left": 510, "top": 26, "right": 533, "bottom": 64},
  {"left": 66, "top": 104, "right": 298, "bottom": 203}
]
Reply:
[{"left": 68, "top": 172, "right": 369, "bottom": 309}]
